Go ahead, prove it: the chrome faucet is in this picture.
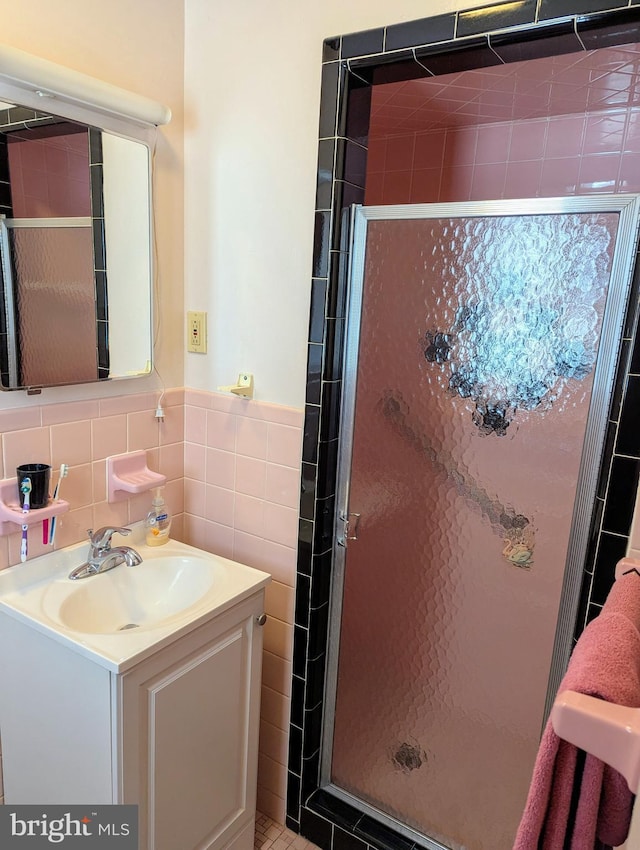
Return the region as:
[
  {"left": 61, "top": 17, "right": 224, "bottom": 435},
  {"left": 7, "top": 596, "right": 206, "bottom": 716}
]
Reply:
[{"left": 68, "top": 526, "right": 143, "bottom": 580}]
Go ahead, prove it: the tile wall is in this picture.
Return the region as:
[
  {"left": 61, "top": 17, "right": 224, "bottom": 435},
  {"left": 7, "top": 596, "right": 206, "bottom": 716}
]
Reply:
[
  {"left": 366, "top": 109, "right": 640, "bottom": 204},
  {"left": 0, "top": 387, "right": 303, "bottom": 822},
  {"left": 183, "top": 389, "right": 302, "bottom": 823}
]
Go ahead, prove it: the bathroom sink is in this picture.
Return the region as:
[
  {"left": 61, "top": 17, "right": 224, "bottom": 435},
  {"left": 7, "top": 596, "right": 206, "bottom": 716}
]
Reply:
[
  {"left": 0, "top": 532, "right": 270, "bottom": 672},
  {"left": 44, "top": 556, "right": 218, "bottom": 634}
]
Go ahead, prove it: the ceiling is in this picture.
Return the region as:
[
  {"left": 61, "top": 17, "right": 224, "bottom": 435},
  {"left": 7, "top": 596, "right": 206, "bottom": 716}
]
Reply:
[{"left": 369, "top": 42, "right": 640, "bottom": 137}]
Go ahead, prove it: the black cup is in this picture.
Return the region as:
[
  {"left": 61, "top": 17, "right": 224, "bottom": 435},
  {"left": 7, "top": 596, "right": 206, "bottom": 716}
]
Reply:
[{"left": 16, "top": 463, "right": 51, "bottom": 510}]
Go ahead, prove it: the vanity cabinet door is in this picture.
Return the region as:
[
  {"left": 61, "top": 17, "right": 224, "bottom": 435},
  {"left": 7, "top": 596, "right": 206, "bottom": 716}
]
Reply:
[{"left": 118, "top": 592, "right": 265, "bottom": 850}]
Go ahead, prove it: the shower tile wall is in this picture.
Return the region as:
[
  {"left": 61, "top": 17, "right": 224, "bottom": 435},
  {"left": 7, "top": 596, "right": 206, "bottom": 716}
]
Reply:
[{"left": 366, "top": 112, "right": 640, "bottom": 203}]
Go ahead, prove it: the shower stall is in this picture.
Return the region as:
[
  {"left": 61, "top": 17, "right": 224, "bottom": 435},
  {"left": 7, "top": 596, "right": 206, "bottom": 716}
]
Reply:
[
  {"left": 321, "top": 198, "right": 640, "bottom": 849},
  {"left": 289, "top": 7, "right": 640, "bottom": 850}
]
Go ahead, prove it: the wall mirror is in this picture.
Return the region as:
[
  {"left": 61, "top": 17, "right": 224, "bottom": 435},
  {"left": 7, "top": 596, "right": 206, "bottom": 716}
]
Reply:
[
  {"left": 0, "top": 102, "right": 152, "bottom": 390},
  {"left": 0, "top": 44, "right": 170, "bottom": 393}
]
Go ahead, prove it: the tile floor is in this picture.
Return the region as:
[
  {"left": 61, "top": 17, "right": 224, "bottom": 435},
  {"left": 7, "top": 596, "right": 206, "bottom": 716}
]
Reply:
[{"left": 255, "top": 813, "right": 321, "bottom": 850}]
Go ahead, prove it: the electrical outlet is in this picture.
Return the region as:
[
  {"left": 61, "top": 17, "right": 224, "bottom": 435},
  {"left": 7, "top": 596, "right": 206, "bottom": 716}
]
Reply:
[{"left": 187, "top": 311, "right": 207, "bottom": 353}]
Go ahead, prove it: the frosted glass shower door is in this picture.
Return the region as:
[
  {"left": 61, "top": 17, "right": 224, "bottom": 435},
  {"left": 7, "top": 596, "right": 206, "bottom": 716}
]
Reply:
[{"left": 325, "top": 198, "right": 640, "bottom": 850}]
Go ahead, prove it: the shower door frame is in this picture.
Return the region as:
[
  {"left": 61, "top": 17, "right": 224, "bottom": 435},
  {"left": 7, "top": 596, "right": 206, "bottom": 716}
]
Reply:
[{"left": 319, "top": 195, "right": 640, "bottom": 849}]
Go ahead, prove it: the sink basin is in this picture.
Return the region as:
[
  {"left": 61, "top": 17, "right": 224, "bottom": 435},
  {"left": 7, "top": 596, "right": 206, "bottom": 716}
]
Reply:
[
  {"left": 45, "top": 556, "right": 218, "bottom": 634},
  {"left": 0, "top": 534, "right": 271, "bottom": 672}
]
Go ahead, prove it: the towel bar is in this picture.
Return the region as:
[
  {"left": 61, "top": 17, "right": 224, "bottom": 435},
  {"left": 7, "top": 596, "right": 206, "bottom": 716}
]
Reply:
[{"left": 551, "top": 691, "right": 640, "bottom": 793}]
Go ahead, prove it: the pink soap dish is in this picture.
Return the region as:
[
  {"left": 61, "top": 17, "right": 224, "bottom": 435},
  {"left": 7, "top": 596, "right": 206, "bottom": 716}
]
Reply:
[{"left": 107, "top": 451, "right": 166, "bottom": 503}]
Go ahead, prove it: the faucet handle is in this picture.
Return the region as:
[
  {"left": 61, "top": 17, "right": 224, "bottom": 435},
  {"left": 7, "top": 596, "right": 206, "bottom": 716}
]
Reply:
[{"left": 89, "top": 526, "right": 132, "bottom": 551}]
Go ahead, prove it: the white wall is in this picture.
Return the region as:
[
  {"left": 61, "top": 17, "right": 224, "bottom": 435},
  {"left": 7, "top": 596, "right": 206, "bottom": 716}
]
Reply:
[
  {"left": 184, "top": 0, "right": 490, "bottom": 409},
  {"left": 0, "top": 0, "right": 184, "bottom": 408}
]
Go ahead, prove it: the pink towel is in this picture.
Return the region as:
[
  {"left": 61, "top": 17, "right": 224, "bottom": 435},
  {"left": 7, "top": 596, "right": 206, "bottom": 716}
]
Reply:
[{"left": 513, "top": 569, "right": 640, "bottom": 850}]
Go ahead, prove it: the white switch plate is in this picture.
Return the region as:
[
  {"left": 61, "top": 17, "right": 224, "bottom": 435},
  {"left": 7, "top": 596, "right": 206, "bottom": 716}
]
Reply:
[{"left": 187, "top": 311, "right": 207, "bottom": 353}]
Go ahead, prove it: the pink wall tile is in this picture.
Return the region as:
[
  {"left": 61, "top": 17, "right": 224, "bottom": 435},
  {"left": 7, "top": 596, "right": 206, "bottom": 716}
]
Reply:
[
  {"left": 364, "top": 171, "right": 384, "bottom": 205},
  {"left": 539, "top": 156, "right": 580, "bottom": 196},
  {"left": 256, "top": 786, "right": 285, "bottom": 826},
  {"left": 51, "top": 421, "right": 91, "bottom": 466},
  {"left": 261, "top": 652, "right": 293, "bottom": 697},
  {"left": 260, "top": 717, "right": 289, "bottom": 762},
  {"left": 475, "top": 123, "right": 511, "bottom": 164},
  {"left": 260, "top": 685, "right": 290, "bottom": 732},
  {"left": 0, "top": 407, "right": 42, "bottom": 434},
  {"left": 158, "top": 441, "right": 184, "bottom": 482},
  {"left": 62, "top": 463, "right": 93, "bottom": 508},
  {"left": 267, "top": 424, "right": 302, "bottom": 469},
  {"left": 184, "top": 388, "right": 212, "bottom": 408},
  {"left": 265, "top": 580, "right": 295, "bottom": 625},
  {"left": 240, "top": 400, "right": 304, "bottom": 429},
  {"left": 163, "top": 388, "right": 185, "bottom": 407},
  {"left": 204, "top": 520, "right": 235, "bottom": 560},
  {"left": 619, "top": 152, "right": 640, "bottom": 191},
  {"left": 42, "top": 400, "right": 99, "bottom": 425},
  {"left": 53, "top": 506, "right": 93, "bottom": 550},
  {"left": 439, "top": 165, "right": 474, "bottom": 202},
  {"left": 624, "top": 110, "right": 640, "bottom": 152},
  {"left": 184, "top": 405, "right": 207, "bottom": 445},
  {"left": 583, "top": 113, "right": 626, "bottom": 155},
  {"left": 128, "top": 410, "right": 160, "bottom": 452},
  {"left": 92, "top": 460, "right": 107, "bottom": 503},
  {"left": 382, "top": 170, "right": 412, "bottom": 204},
  {"left": 182, "top": 513, "right": 207, "bottom": 549},
  {"left": 410, "top": 168, "right": 442, "bottom": 203},
  {"left": 162, "top": 478, "right": 184, "bottom": 516},
  {"left": 469, "top": 162, "right": 507, "bottom": 201},
  {"left": 234, "top": 493, "right": 265, "bottom": 536},
  {"left": 265, "top": 464, "right": 300, "bottom": 509},
  {"left": 236, "top": 455, "right": 267, "bottom": 498},
  {"left": 413, "top": 130, "right": 446, "bottom": 170},
  {"left": 4, "top": 427, "right": 51, "bottom": 471},
  {"left": 443, "top": 126, "right": 478, "bottom": 167},
  {"left": 232, "top": 532, "right": 296, "bottom": 586},
  {"left": 159, "top": 405, "right": 184, "bottom": 446},
  {"left": 577, "top": 152, "right": 622, "bottom": 193},
  {"left": 205, "top": 484, "right": 234, "bottom": 527},
  {"left": 385, "top": 135, "right": 415, "bottom": 171},
  {"left": 263, "top": 503, "right": 298, "bottom": 548},
  {"left": 236, "top": 417, "right": 269, "bottom": 459},
  {"left": 184, "top": 478, "right": 206, "bottom": 518},
  {"left": 263, "top": 616, "right": 293, "bottom": 659},
  {"left": 184, "top": 441, "right": 206, "bottom": 481},
  {"left": 503, "top": 160, "right": 543, "bottom": 199},
  {"left": 207, "top": 409, "right": 236, "bottom": 451},
  {"left": 99, "top": 392, "right": 157, "bottom": 417},
  {"left": 92, "top": 498, "right": 129, "bottom": 531},
  {"left": 92, "top": 415, "right": 127, "bottom": 460},
  {"left": 545, "top": 115, "right": 586, "bottom": 158},
  {"left": 208, "top": 393, "right": 247, "bottom": 415},
  {"left": 366, "top": 137, "right": 386, "bottom": 173},
  {"left": 205, "top": 447, "right": 235, "bottom": 489},
  {"left": 509, "top": 120, "right": 547, "bottom": 161}
]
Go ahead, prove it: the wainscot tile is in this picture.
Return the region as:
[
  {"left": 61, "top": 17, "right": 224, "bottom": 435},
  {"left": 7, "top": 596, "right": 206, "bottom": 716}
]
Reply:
[
  {"left": 592, "top": 531, "right": 628, "bottom": 604},
  {"left": 490, "top": 20, "right": 583, "bottom": 63},
  {"left": 578, "top": 8, "right": 640, "bottom": 50},
  {"left": 342, "top": 27, "right": 384, "bottom": 59},
  {"left": 323, "top": 37, "right": 341, "bottom": 62},
  {"left": 415, "top": 36, "right": 502, "bottom": 75},
  {"left": 316, "top": 139, "right": 336, "bottom": 211},
  {"left": 601, "top": 455, "right": 640, "bottom": 535},
  {"left": 616, "top": 375, "right": 640, "bottom": 456},
  {"left": 539, "top": 0, "right": 630, "bottom": 22},
  {"left": 318, "top": 62, "right": 340, "bottom": 138}
]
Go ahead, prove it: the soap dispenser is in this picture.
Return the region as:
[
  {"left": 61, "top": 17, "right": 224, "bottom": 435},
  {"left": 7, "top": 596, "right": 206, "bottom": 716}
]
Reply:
[{"left": 145, "top": 487, "right": 172, "bottom": 546}]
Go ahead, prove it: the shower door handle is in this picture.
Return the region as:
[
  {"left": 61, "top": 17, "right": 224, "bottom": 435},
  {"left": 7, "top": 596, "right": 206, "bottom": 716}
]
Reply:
[{"left": 337, "top": 512, "right": 361, "bottom": 547}]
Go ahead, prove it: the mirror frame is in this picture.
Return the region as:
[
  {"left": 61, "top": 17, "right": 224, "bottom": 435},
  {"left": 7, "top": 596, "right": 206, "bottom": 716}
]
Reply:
[{"left": 0, "top": 43, "right": 170, "bottom": 393}]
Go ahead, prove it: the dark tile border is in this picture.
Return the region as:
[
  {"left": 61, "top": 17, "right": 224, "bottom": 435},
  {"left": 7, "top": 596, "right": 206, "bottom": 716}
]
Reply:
[{"left": 292, "top": 3, "right": 640, "bottom": 849}]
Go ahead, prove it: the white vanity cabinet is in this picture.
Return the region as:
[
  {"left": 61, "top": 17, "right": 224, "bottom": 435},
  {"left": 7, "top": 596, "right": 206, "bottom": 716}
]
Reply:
[{"left": 0, "top": 577, "right": 267, "bottom": 850}]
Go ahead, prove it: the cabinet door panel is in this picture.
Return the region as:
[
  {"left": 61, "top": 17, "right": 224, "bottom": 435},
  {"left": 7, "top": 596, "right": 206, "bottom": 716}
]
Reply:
[
  {"left": 121, "top": 594, "right": 264, "bottom": 850},
  {"left": 150, "top": 627, "right": 247, "bottom": 850}
]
